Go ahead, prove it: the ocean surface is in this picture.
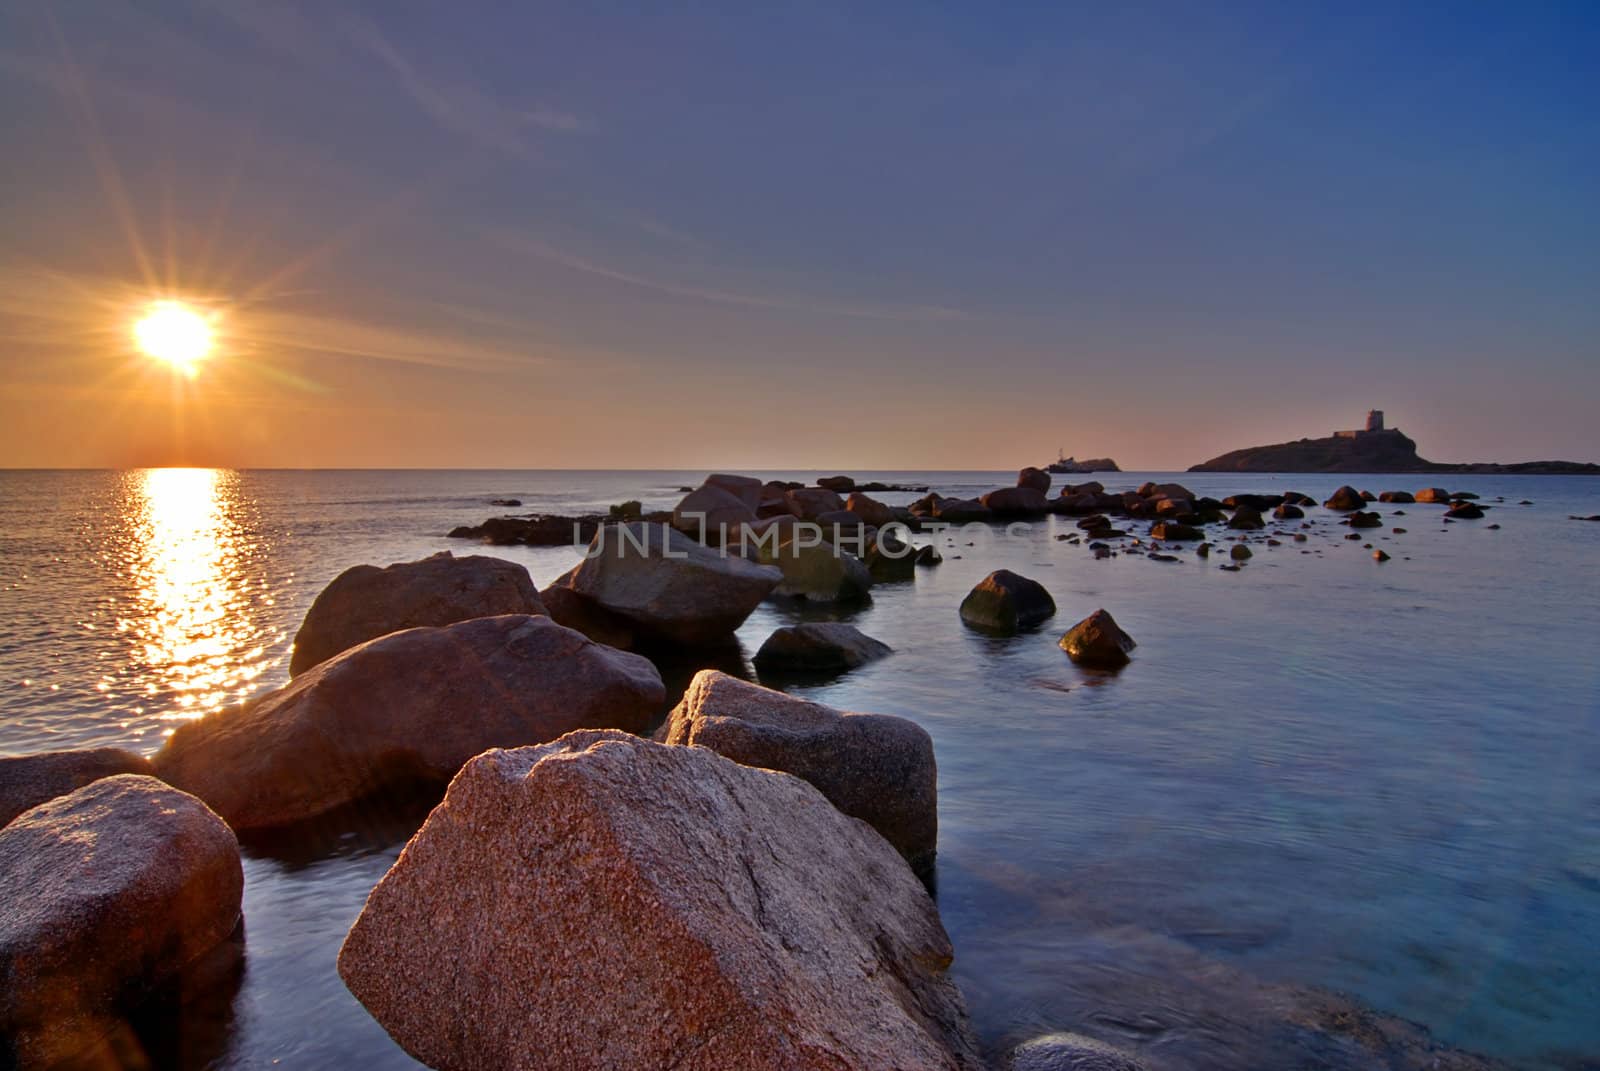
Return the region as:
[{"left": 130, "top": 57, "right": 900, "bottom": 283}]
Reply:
[{"left": 1, "top": 468, "right": 1598, "bottom": 1069}]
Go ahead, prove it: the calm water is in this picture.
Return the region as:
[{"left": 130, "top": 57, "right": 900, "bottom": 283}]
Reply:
[{"left": 2, "top": 469, "right": 1598, "bottom": 1069}]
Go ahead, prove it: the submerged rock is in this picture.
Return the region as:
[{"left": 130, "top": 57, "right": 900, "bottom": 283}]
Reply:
[
  {"left": 663, "top": 671, "right": 935, "bottom": 869},
  {"left": 338, "top": 731, "right": 980, "bottom": 1071},
  {"left": 1007, "top": 1032, "right": 1148, "bottom": 1071},
  {"left": 1058, "top": 609, "right": 1136, "bottom": 669},
  {"left": 1347, "top": 510, "right": 1383, "bottom": 529},
  {"left": 960, "top": 570, "right": 1057, "bottom": 633},
  {"left": 289, "top": 551, "right": 545, "bottom": 675},
  {"left": 0, "top": 776, "right": 242, "bottom": 1069},
  {"left": 155, "top": 615, "right": 664, "bottom": 831},
  {"left": 1445, "top": 502, "right": 1485, "bottom": 519},
  {"left": 566, "top": 523, "right": 781, "bottom": 646},
  {"left": 1231, "top": 544, "right": 1253, "bottom": 560},
  {"left": 0, "top": 747, "right": 156, "bottom": 829},
  {"left": 754, "top": 622, "right": 891, "bottom": 673}
]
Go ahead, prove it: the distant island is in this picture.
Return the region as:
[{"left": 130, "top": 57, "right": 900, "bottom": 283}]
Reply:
[
  {"left": 1045, "top": 452, "right": 1121, "bottom": 474},
  {"left": 1189, "top": 410, "right": 1600, "bottom": 474}
]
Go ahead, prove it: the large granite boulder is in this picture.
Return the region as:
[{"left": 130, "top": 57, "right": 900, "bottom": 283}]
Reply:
[
  {"left": 785, "top": 487, "right": 846, "bottom": 521},
  {"left": 0, "top": 747, "right": 156, "bottom": 829},
  {"left": 1007, "top": 1032, "right": 1148, "bottom": 1071},
  {"left": 704, "top": 473, "right": 765, "bottom": 512},
  {"left": 661, "top": 672, "right": 936, "bottom": 869},
  {"left": 1323, "top": 486, "right": 1367, "bottom": 511},
  {"left": 1017, "top": 467, "right": 1052, "bottom": 494},
  {"left": 566, "top": 523, "right": 781, "bottom": 645},
  {"left": 759, "top": 537, "right": 873, "bottom": 603},
  {"left": 960, "top": 570, "right": 1056, "bottom": 633},
  {"left": 154, "top": 615, "right": 664, "bottom": 831},
  {"left": 289, "top": 551, "right": 545, "bottom": 676},
  {"left": 672, "top": 484, "right": 758, "bottom": 542},
  {"left": 816, "top": 475, "right": 856, "bottom": 493},
  {"left": 1059, "top": 609, "right": 1136, "bottom": 669},
  {"left": 1445, "top": 501, "right": 1485, "bottom": 519},
  {"left": 0, "top": 776, "right": 242, "bottom": 1069},
  {"left": 1273, "top": 503, "right": 1305, "bottom": 520},
  {"left": 338, "top": 731, "right": 980, "bottom": 1071},
  {"left": 1415, "top": 487, "right": 1453, "bottom": 503},
  {"left": 537, "top": 578, "right": 638, "bottom": 650},
  {"left": 845, "top": 492, "right": 896, "bottom": 528},
  {"left": 980, "top": 487, "right": 1048, "bottom": 518},
  {"left": 1377, "top": 490, "right": 1416, "bottom": 503},
  {"left": 1227, "top": 505, "right": 1266, "bottom": 530},
  {"left": 754, "top": 623, "right": 891, "bottom": 673}
]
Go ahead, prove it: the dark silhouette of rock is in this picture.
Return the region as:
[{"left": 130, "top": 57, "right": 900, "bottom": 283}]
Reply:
[
  {"left": 1227, "top": 506, "right": 1266, "bottom": 530},
  {"left": 1347, "top": 511, "right": 1383, "bottom": 529},
  {"left": 0, "top": 748, "right": 156, "bottom": 829},
  {"left": 960, "top": 570, "right": 1056, "bottom": 633},
  {"left": 786, "top": 487, "right": 847, "bottom": 520},
  {"left": 1273, "top": 503, "right": 1305, "bottom": 520},
  {"left": 155, "top": 616, "right": 664, "bottom": 831},
  {"left": 981, "top": 487, "right": 1049, "bottom": 517},
  {"left": 338, "top": 731, "right": 981, "bottom": 1071},
  {"left": 1445, "top": 502, "right": 1485, "bottom": 519},
  {"left": 0, "top": 776, "right": 242, "bottom": 1069},
  {"left": 1017, "top": 467, "right": 1052, "bottom": 494},
  {"left": 1190, "top": 428, "right": 1599, "bottom": 473},
  {"left": 1378, "top": 491, "right": 1415, "bottom": 503},
  {"left": 1149, "top": 521, "right": 1201, "bottom": 541},
  {"left": 448, "top": 514, "right": 603, "bottom": 547},
  {"left": 1324, "top": 486, "right": 1367, "bottom": 511},
  {"left": 288, "top": 551, "right": 544, "bottom": 676},
  {"left": 816, "top": 475, "right": 856, "bottom": 493},
  {"left": 846, "top": 492, "right": 896, "bottom": 528}
]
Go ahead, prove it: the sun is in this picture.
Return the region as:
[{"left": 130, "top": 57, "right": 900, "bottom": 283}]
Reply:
[{"left": 134, "top": 301, "right": 214, "bottom": 376}]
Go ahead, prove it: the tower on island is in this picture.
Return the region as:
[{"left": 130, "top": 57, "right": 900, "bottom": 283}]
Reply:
[{"left": 1334, "top": 410, "right": 1387, "bottom": 439}]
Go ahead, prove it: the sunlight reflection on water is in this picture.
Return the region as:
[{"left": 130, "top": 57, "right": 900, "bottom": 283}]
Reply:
[{"left": 116, "top": 469, "right": 274, "bottom": 732}]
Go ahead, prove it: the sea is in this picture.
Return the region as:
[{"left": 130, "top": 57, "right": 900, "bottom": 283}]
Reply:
[{"left": 1, "top": 468, "right": 1597, "bottom": 1070}]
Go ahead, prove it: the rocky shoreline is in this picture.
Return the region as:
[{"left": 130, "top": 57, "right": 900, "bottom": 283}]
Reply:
[{"left": 0, "top": 467, "right": 1538, "bottom": 1070}]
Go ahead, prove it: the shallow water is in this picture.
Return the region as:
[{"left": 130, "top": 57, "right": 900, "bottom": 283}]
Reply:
[{"left": 2, "top": 469, "right": 1598, "bottom": 1069}]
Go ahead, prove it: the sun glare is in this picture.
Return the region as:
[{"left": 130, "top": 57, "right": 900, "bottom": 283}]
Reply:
[{"left": 134, "top": 301, "right": 214, "bottom": 376}]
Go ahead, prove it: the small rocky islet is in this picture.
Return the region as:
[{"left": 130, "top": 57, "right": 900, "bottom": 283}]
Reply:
[{"left": 0, "top": 467, "right": 1535, "bottom": 1070}]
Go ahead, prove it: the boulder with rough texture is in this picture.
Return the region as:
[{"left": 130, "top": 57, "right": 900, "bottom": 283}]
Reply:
[
  {"left": 960, "top": 570, "right": 1056, "bottom": 633},
  {"left": 289, "top": 551, "right": 544, "bottom": 675},
  {"left": 567, "top": 523, "right": 781, "bottom": 645},
  {"left": 1007, "top": 1032, "right": 1149, "bottom": 1071},
  {"left": 760, "top": 538, "right": 874, "bottom": 602},
  {"left": 1017, "top": 467, "right": 1052, "bottom": 494},
  {"left": 0, "top": 776, "right": 242, "bottom": 1069},
  {"left": 0, "top": 747, "right": 156, "bottom": 829},
  {"left": 155, "top": 615, "right": 664, "bottom": 831},
  {"left": 1415, "top": 487, "right": 1453, "bottom": 503},
  {"left": 673, "top": 484, "right": 759, "bottom": 542},
  {"left": 753, "top": 623, "right": 891, "bottom": 673},
  {"left": 338, "top": 731, "right": 979, "bottom": 1071},
  {"left": 1059, "top": 609, "right": 1136, "bottom": 668},
  {"left": 537, "top": 578, "right": 638, "bottom": 650},
  {"left": 1323, "top": 486, "right": 1366, "bottom": 511},
  {"left": 704, "top": 473, "right": 765, "bottom": 513},
  {"left": 1377, "top": 490, "right": 1416, "bottom": 503},
  {"left": 664, "top": 671, "right": 933, "bottom": 867},
  {"left": 1273, "top": 503, "right": 1305, "bottom": 520},
  {"left": 981, "top": 487, "right": 1049, "bottom": 517},
  {"left": 786, "top": 487, "right": 846, "bottom": 520},
  {"left": 846, "top": 492, "right": 897, "bottom": 528}
]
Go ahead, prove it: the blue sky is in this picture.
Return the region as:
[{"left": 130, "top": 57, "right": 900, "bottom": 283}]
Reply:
[{"left": 0, "top": 1, "right": 1595, "bottom": 468}]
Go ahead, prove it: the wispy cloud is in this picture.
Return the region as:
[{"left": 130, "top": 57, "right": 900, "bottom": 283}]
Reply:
[
  {"left": 340, "top": 15, "right": 585, "bottom": 163},
  {"left": 498, "top": 236, "right": 965, "bottom": 323}
]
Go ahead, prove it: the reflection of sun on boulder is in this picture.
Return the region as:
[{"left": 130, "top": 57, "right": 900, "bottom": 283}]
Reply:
[
  {"left": 289, "top": 551, "right": 545, "bottom": 675},
  {"left": 338, "top": 731, "right": 981, "bottom": 1071},
  {"left": 155, "top": 615, "right": 664, "bottom": 831}
]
